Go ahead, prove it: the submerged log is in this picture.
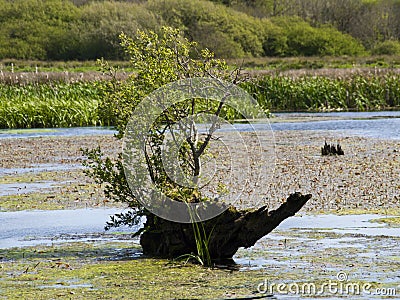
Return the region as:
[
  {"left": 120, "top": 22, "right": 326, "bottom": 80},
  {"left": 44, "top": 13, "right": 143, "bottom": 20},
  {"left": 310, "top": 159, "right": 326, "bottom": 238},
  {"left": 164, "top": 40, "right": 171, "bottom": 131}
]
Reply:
[{"left": 140, "top": 192, "right": 312, "bottom": 260}]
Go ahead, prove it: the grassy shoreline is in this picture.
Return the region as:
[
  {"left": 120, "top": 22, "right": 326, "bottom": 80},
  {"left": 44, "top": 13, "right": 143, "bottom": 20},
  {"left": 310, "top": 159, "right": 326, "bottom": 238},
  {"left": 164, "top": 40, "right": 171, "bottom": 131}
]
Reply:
[
  {"left": 1, "top": 70, "right": 400, "bottom": 129},
  {"left": 2, "top": 55, "right": 400, "bottom": 72}
]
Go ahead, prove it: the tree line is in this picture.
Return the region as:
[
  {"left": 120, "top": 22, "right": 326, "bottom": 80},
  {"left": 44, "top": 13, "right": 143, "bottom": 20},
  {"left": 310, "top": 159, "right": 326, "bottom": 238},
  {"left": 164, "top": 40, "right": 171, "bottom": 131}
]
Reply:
[
  {"left": 0, "top": 0, "right": 399, "bottom": 61},
  {"left": 214, "top": 0, "right": 400, "bottom": 48}
]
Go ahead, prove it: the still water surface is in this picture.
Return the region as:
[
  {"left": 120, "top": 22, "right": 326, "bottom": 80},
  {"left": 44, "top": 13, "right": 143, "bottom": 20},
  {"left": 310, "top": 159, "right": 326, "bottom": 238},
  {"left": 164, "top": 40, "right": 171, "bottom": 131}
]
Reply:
[
  {"left": 1, "top": 111, "right": 398, "bottom": 139},
  {"left": 0, "top": 111, "right": 398, "bottom": 249}
]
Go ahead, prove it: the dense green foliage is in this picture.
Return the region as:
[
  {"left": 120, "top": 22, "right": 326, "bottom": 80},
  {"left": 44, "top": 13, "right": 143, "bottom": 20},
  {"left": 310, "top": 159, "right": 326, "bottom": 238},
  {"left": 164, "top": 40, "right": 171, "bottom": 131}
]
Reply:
[
  {"left": 371, "top": 40, "right": 400, "bottom": 55},
  {"left": 243, "top": 73, "right": 400, "bottom": 111},
  {"left": 96, "top": 28, "right": 231, "bottom": 135},
  {"left": 0, "top": 0, "right": 160, "bottom": 60},
  {"left": 3, "top": 0, "right": 399, "bottom": 60},
  {"left": 1, "top": 71, "right": 399, "bottom": 129},
  {"left": 269, "top": 17, "right": 365, "bottom": 56},
  {"left": 0, "top": 82, "right": 102, "bottom": 128},
  {"left": 213, "top": 0, "right": 400, "bottom": 48}
]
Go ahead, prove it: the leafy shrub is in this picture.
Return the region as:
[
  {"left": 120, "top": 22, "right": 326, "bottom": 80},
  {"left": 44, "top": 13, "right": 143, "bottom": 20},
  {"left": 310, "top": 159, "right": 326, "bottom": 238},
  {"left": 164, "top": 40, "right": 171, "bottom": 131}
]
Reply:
[
  {"left": 372, "top": 40, "right": 400, "bottom": 55},
  {"left": 77, "top": 1, "right": 161, "bottom": 60},
  {"left": 147, "top": 0, "right": 265, "bottom": 57},
  {"left": 271, "top": 17, "right": 365, "bottom": 56},
  {"left": 0, "top": 0, "right": 371, "bottom": 60},
  {"left": 83, "top": 28, "right": 243, "bottom": 266},
  {"left": 260, "top": 19, "right": 288, "bottom": 57},
  {"left": 0, "top": 0, "right": 80, "bottom": 60}
]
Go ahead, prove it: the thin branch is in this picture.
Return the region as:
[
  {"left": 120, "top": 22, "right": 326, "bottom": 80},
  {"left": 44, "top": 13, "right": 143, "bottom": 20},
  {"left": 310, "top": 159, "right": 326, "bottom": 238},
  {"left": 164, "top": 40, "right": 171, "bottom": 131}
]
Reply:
[{"left": 195, "top": 92, "right": 229, "bottom": 158}]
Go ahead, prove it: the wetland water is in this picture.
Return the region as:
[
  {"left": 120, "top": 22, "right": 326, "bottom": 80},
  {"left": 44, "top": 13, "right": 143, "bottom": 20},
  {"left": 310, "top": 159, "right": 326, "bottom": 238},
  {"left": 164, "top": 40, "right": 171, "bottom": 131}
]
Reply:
[
  {"left": 0, "top": 208, "right": 134, "bottom": 249},
  {"left": 0, "top": 112, "right": 399, "bottom": 254},
  {"left": 272, "top": 111, "right": 400, "bottom": 140},
  {"left": 0, "top": 111, "right": 399, "bottom": 140},
  {"left": 0, "top": 209, "right": 396, "bottom": 249},
  {"left": 0, "top": 111, "right": 399, "bottom": 297}
]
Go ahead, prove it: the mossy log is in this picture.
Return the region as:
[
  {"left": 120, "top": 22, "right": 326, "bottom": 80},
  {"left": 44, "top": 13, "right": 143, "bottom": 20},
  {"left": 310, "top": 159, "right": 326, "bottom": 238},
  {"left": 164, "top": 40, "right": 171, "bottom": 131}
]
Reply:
[{"left": 140, "top": 192, "right": 312, "bottom": 260}]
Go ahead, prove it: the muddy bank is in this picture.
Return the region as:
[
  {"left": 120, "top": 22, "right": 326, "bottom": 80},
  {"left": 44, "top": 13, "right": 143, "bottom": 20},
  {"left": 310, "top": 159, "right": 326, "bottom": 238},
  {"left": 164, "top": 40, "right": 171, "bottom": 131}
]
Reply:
[
  {"left": 0, "top": 135, "right": 117, "bottom": 170},
  {"left": 269, "top": 130, "right": 399, "bottom": 213},
  {"left": 0, "top": 135, "right": 119, "bottom": 211}
]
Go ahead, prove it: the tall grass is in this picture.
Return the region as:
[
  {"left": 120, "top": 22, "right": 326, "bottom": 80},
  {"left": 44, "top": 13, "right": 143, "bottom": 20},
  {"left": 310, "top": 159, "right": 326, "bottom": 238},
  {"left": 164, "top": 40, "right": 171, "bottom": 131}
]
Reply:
[
  {"left": 175, "top": 205, "right": 214, "bottom": 267},
  {"left": 0, "top": 82, "right": 103, "bottom": 128},
  {"left": 243, "top": 73, "right": 400, "bottom": 111},
  {"left": 1, "top": 72, "right": 399, "bottom": 129}
]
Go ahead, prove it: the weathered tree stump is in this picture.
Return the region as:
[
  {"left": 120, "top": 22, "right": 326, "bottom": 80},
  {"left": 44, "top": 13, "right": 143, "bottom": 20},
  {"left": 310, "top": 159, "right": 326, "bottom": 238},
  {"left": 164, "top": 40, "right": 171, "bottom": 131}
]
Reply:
[
  {"left": 322, "top": 141, "right": 344, "bottom": 156},
  {"left": 140, "top": 192, "right": 312, "bottom": 260}
]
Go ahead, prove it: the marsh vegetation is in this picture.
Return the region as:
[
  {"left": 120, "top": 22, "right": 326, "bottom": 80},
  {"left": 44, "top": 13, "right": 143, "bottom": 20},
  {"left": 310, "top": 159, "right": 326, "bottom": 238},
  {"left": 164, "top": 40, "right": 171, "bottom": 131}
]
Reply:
[{"left": 0, "top": 1, "right": 399, "bottom": 297}]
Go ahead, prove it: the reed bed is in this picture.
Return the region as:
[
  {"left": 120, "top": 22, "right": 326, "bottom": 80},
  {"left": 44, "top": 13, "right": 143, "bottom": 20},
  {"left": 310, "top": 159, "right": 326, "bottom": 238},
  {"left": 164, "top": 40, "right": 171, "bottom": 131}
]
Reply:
[
  {"left": 1, "top": 71, "right": 399, "bottom": 129},
  {"left": 0, "top": 71, "right": 129, "bottom": 84},
  {"left": 0, "top": 82, "right": 103, "bottom": 129},
  {"left": 243, "top": 72, "right": 400, "bottom": 111}
]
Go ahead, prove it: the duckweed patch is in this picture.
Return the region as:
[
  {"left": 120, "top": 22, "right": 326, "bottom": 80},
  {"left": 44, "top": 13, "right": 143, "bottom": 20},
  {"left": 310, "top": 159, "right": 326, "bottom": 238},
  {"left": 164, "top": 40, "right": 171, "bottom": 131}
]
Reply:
[
  {"left": 0, "top": 170, "right": 82, "bottom": 184},
  {"left": 373, "top": 216, "right": 400, "bottom": 226},
  {"left": 0, "top": 182, "right": 114, "bottom": 211},
  {"left": 1, "top": 218, "right": 400, "bottom": 299},
  {"left": 235, "top": 231, "right": 400, "bottom": 297},
  {"left": 0, "top": 242, "right": 270, "bottom": 299}
]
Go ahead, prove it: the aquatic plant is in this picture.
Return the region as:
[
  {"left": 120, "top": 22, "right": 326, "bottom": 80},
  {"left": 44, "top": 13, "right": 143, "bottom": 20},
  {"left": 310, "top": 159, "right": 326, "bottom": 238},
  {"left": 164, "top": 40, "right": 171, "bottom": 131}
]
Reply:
[
  {"left": 1, "top": 70, "right": 399, "bottom": 130},
  {"left": 0, "top": 82, "right": 103, "bottom": 128},
  {"left": 242, "top": 72, "right": 400, "bottom": 111}
]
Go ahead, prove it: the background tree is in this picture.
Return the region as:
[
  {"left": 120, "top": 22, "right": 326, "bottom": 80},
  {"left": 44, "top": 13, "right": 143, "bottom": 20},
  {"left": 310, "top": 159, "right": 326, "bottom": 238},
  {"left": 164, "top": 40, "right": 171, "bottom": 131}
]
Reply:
[{"left": 0, "top": 0, "right": 379, "bottom": 60}]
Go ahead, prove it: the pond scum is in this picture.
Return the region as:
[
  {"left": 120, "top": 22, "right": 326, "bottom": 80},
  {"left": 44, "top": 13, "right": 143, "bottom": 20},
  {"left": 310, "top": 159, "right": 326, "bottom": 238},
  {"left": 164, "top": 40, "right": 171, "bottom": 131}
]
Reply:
[{"left": 0, "top": 72, "right": 399, "bottom": 129}]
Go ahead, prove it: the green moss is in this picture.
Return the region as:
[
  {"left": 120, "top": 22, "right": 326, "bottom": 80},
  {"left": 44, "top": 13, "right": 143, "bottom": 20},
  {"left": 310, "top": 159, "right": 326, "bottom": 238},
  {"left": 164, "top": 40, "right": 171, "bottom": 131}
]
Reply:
[
  {"left": 0, "top": 193, "right": 66, "bottom": 210},
  {"left": 372, "top": 217, "right": 400, "bottom": 226},
  {"left": 0, "top": 183, "right": 114, "bottom": 211},
  {"left": 1, "top": 225, "right": 399, "bottom": 299},
  {"left": 0, "top": 242, "right": 268, "bottom": 299},
  {"left": 0, "top": 170, "right": 82, "bottom": 184},
  {"left": 0, "top": 128, "right": 58, "bottom": 135}
]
